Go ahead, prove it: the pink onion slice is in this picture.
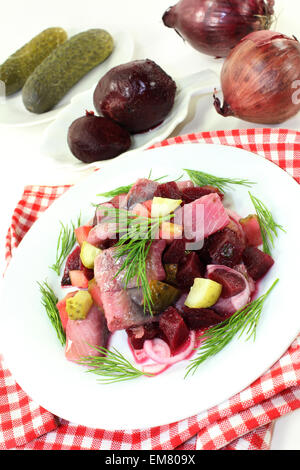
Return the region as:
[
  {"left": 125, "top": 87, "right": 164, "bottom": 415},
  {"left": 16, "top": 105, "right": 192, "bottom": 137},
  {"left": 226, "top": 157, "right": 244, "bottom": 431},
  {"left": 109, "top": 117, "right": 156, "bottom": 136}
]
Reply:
[{"left": 143, "top": 331, "right": 196, "bottom": 365}]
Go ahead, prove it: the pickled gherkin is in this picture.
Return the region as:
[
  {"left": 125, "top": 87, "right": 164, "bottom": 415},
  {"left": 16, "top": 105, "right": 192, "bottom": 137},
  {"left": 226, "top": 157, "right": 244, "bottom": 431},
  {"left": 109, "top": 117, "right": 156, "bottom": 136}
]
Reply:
[
  {"left": 0, "top": 27, "right": 67, "bottom": 96},
  {"left": 148, "top": 280, "right": 180, "bottom": 314},
  {"left": 22, "top": 29, "right": 114, "bottom": 114}
]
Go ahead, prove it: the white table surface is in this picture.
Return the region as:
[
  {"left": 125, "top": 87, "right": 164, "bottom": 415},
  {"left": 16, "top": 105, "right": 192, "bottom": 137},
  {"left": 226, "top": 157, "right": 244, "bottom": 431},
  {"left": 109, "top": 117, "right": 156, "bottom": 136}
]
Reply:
[{"left": 0, "top": 0, "right": 299, "bottom": 450}]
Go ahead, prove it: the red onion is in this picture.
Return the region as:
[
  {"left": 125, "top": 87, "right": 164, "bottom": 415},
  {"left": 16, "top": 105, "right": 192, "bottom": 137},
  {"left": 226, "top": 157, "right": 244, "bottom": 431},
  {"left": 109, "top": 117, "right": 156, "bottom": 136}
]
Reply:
[
  {"left": 162, "top": 0, "right": 275, "bottom": 58},
  {"left": 214, "top": 31, "right": 300, "bottom": 124}
]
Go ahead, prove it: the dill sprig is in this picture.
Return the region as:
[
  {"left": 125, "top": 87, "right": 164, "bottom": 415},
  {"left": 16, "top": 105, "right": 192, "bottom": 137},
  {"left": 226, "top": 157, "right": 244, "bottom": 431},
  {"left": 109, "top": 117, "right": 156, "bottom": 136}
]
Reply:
[
  {"left": 249, "top": 192, "right": 285, "bottom": 256},
  {"left": 50, "top": 214, "right": 82, "bottom": 275},
  {"left": 184, "top": 169, "right": 255, "bottom": 193},
  {"left": 79, "top": 346, "right": 154, "bottom": 383},
  {"left": 110, "top": 208, "right": 174, "bottom": 313},
  {"left": 185, "top": 279, "right": 279, "bottom": 378},
  {"left": 38, "top": 280, "right": 66, "bottom": 346}
]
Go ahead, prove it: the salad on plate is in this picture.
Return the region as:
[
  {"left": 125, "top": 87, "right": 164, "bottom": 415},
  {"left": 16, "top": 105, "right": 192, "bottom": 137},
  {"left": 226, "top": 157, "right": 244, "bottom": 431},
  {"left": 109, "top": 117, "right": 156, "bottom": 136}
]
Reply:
[{"left": 40, "top": 169, "right": 282, "bottom": 383}]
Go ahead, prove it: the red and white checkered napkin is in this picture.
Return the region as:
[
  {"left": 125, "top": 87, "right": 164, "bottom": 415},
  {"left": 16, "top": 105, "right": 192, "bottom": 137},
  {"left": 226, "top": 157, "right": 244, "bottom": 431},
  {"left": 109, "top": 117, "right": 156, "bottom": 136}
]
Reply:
[{"left": 1, "top": 128, "right": 300, "bottom": 451}]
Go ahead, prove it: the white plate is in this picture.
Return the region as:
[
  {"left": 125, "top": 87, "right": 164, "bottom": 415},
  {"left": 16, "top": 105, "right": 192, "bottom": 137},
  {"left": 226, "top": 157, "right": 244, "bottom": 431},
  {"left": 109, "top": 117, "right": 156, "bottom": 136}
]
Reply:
[
  {"left": 0, "top": 30, "right": 134, "bottom": 127},
  {"left": 40, "top": 69, "right": 219, "bottom": 170},
  {"left": 1, "top": 143, "right": 300, "bottom": 430}
]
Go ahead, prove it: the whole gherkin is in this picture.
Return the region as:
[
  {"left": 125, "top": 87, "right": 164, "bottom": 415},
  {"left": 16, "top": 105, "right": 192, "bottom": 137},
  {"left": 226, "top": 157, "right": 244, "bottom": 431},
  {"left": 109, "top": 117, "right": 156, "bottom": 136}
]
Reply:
[
  {"left": 22, "top": 29, "right": 114, "bottom": 114},
  {"left": 0, "top": 27, "right": 68, "bottom": 95}
]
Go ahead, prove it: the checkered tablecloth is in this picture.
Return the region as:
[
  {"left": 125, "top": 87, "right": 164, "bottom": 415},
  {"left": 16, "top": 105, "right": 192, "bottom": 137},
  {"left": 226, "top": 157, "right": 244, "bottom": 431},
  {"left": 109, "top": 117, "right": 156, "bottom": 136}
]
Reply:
[{"left": 1, "top": 129, "right": 300, "bottom": 450}]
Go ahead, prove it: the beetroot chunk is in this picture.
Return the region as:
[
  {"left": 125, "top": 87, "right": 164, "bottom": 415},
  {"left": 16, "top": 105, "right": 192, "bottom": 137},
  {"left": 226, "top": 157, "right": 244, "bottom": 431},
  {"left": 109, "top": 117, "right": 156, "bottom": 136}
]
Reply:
[
  {"left": 127, "top": 322, "right": 161, "bottom": 350},
  {"left": 61, "top": 246, "right": 81, "bottom": 286},
  {"left": 181, "top": 186, "right": 224, "bottom": 204},
  {"left": 182, "top": 307, "right": 224, "bottom": 329},
  {"left": 154, "top": 181, "right": 182, "bottom": 200},
  {"left": 163, "top": 239, "right": 186, "bottom": 264},
  {"left": 159, "top": 307, "right": 189, "bottom": 352},
  {"left": 207, "top": 228, "right": 244, "bottom": 268},
  {"left": 207, "top": 268, "right": 245, "bottom": 299},
  {"left": 176, "top": 252, "right": 205, "bottom": 288},
  {"left": 242, "top": 246, "right": 274, "bottom": 281}
]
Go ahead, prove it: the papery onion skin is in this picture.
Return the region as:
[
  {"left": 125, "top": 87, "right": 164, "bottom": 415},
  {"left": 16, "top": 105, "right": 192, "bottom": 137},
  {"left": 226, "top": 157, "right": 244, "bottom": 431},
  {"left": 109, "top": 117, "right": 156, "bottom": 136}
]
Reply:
[
  {"left": 214, "top": 31, "right": 300, "bottom": 124},
  {"left": 162, "top": 0, "right": 275, "bottom": 58}
]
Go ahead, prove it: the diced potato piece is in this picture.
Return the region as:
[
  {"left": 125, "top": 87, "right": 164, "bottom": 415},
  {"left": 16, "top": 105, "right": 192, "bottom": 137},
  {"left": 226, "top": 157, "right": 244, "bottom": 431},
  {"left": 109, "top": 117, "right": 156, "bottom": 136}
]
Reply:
[
  {"left": 184, "top": 278, "right": 222, "bottom": 309},
  {"left": 151, "top": 197, "right": 182, "bottom": 218}
]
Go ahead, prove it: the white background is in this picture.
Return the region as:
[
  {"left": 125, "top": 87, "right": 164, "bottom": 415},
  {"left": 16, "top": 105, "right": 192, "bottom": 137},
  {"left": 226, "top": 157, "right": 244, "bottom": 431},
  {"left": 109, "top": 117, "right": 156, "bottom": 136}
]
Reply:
[{"left": 0, "top": 0, "right": 299, "bottom": 449}]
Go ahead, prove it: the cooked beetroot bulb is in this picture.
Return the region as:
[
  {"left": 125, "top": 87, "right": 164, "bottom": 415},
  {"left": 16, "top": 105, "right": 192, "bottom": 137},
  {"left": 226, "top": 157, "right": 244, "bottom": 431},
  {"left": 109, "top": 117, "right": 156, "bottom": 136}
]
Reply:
[
  {"left": 242, "top": 246, "right": 274, "bottom": 281},
  {"left": 61, "top": 246, "right": 81, "bottom": 286},
  {"left": 127, "top": 322, "right": 161, "bottom": 350},
  {"left": 154, "top": 181, "right": 182, "bottom": 200},
  {"left": 67, "top": 111, "right": 131, "bottom": 163},
  {"left": 207, "top": 227, "right": 244, "bottom": 267},
  {"left": 163, "top": 239, "right": 186, "bottom": 264},
  {"left": 181, "top": 186, "right": 224, "bottom": 204},
  {"left": 159, "top": 307, "right": 189, "bottom": 352},
  {"left": 207, "top": 268, "right": 245, "bottom": 298},
  {"left": 93, "top": 59, "right": 177, "bottom": 133},
  {"left": 176, "top": 252, "right": 205, "bottom": 288},
  {"left": 182, "top": 307, "right": 224, "bottom": 329}
]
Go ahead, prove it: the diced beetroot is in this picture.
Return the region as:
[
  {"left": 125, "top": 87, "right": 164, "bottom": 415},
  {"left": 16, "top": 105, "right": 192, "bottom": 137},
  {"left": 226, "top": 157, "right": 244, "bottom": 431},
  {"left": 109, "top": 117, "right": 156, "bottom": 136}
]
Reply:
[
  {"left": 75, "top": 226, "right": 93, "bottom": 246},
  {"left": 159, "top": 307, "right": 189, "bottom": 353},
  {"left": 69, "top": 270, "right": 89, "bottom": 289},
  {"left": 242, "top": 246, "right": 274, "bottom": 281},
  {"left": 240, "top": 215, "right": 263, "bottom": 247},
  {"left": 61, "top": 246, "right": 81, "bottom": 286},
  {"left": 176, "top": 252, "right": 205, "bottom": 288},
  {"left": 182, "top": 307, "right": 224, "bottom": 329},
  {"left": 153, "top": 181, "right": 182, "bottom": 200},
  {"left": 56, "top": 291, "right": 77, "bottom": 331},
  {"left": 181, "top": 186, "right": 224, "bottom": 204},
  {"left": 163, "top": 239, "right": 186, "bottom": 264},
  {"left": 207, "top": 268, "right": 246, "bottom": 299},
  {"left": 127, "top": 322, "right": 161, "bottom": 350},
  {"left": 207, "top": 228, "right": 244, "bottom": 268}
]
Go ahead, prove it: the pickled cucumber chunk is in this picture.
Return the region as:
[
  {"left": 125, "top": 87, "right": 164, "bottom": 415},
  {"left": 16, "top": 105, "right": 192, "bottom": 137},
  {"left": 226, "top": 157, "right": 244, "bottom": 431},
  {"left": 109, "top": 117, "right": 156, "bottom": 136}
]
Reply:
[
  {"left": 22, "top": 29, "right": 114, "bottom": 114},
  {"left": 0, "top": 27, "right": 67, "bottom": 96}
]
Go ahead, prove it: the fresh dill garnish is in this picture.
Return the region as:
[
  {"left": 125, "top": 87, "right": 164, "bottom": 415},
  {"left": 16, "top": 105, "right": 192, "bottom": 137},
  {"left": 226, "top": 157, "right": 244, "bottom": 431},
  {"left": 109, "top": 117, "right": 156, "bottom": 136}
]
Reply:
[
  {"left": 79, "top": 346, "right": 154, "bottom": 383},
  {"left": 38, "top": 280, "right": 66, "bottom": 346},
  {"left": 112, "top": 208, "right": 174, "bottom": 314},
  {"left": 185, "top": 279, "right": 279, "bottom": 378},
  {"left": 50, "top": 214, "right": 82, "bottom": 275},
  {"left": 184, "top": 169, "right": 255, "bottom": 193},
  {"left": 103, "top": 207, "right": 174, "bottom": 314},
  {"left": 97, "top": 184, "right": 133, "bottom": 199},
  {"left": 249, "top": 192, "right": 285, "bottom": 256}
]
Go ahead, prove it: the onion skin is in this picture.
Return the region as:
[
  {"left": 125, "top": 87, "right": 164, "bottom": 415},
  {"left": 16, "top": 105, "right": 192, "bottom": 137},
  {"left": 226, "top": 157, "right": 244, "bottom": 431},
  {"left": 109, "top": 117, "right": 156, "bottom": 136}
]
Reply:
[
  {"left": 162, "top": 0, "right": 275, "bottom": 58},
  {"left": 214, "top": 31, "right": 300, "bottom": 124}
]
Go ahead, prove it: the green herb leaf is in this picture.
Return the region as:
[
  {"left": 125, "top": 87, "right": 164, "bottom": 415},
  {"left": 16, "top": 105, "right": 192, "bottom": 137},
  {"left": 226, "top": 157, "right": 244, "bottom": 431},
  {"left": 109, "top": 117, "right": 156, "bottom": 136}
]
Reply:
[
  {"left": 50, "top": 214, "right": 82, "bottom": 275},
  {"left": 185, "top": 279, "right": 279, "bottom": 378},
  {"left": 184, "top": 169, "right": 255, "bottom": 193},
  {"left": 249, "top": 192, "right": 285, "bottom": 256},
  {"left": 38, "top": 281, "right": 66, "bottom": 346},
  {"left": 112, "top": 209, "right": 174, "bottom": 314},
  {"left": 79, "top": 346, "right": 154, "bottom": 383}
]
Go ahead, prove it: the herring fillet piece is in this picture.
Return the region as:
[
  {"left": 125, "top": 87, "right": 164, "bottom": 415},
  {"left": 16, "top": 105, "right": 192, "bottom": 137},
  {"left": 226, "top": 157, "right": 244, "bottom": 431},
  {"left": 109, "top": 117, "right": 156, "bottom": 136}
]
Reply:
[
  {"left": 126, "top": 178, "right": 159, "bottom": 209},
  {"left": 94, "top": 240, "right": 167, "bottom": 332},
  {"left": 175, "top": 193, "right": 230, "bottom": 241},
  {"left": 65, "top": 304, "right": 109, "bottom": 362}
]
